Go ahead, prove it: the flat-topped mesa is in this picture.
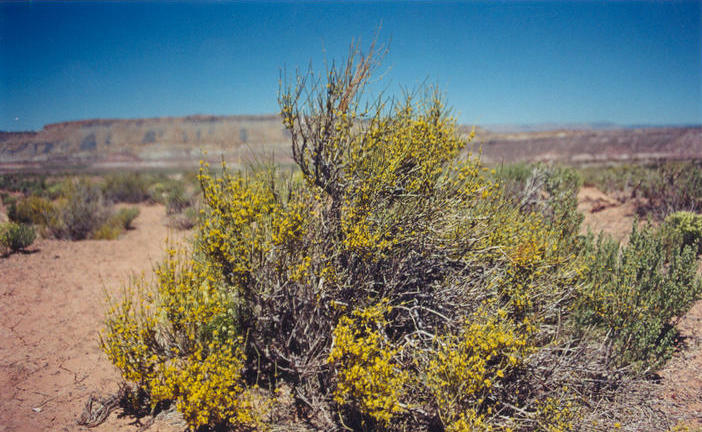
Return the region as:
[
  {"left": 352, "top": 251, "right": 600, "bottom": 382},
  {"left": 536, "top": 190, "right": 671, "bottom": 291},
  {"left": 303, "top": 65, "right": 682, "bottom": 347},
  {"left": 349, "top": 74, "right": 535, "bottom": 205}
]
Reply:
[
  {"left": 1, "top": 115, "right": 700, "bottom": 172},
  {"left": 0, "top": 114, "right": 293, "bottom": 172}
]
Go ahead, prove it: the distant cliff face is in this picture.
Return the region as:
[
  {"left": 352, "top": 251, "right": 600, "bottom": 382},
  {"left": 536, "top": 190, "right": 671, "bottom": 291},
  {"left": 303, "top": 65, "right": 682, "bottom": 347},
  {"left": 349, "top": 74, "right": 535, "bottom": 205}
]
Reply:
[
  {"left": 472, "top": 126, "right": 702, "bottom": 164},
  {"left": 1, "top": 115, "right": 700, "bottom": 172},
  {"left": 0, "top": 115, "right": 293, "bottom": 171}
]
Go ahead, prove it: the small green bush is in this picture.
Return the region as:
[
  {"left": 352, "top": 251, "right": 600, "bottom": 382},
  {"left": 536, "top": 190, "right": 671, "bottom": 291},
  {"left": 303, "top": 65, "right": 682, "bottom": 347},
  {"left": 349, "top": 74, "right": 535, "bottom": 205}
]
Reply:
[
  {"left": 91, "top": 221, "right": 124, "bottom": 240},
  {"left": 54, "top": 178, "right": 110, "bottom": 240},
  {"left": 0, "top": 222, "right": 36, "bottom": 254},
  {"left": 575, "top": 222, "right": 702, "bottom": 370},
  {"left": 92, "top": 207, "right": 140, "bottom": 240},
  {"left": 165, "top": 183, "right": 190, "bottom": 215},
  {"left": 113, "top": 207, "right": 140, "bottom": 230},
  {"left": 103, "top": 173, "right": 153, "bottom": 203},
  {"left": 579, "top": 164, "right": 649, "bottom": 197},
  {"left": 8, "top": 195, "right": 58, "bottom": 227},
  {"left": 639, "top": 161, "right": 702, "bottom": 216},
  {"left": 662, "top": 211, "right": 702, "bottom": 254}
]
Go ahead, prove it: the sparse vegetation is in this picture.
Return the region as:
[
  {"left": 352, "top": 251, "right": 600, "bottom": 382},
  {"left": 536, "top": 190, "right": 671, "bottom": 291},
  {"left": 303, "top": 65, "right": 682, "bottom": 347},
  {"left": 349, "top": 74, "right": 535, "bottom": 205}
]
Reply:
[
  {"left": 0, "top": 170, "right": 198, "bottom": 241},
  {"left": 639, "top": 162, "right": 702, "bottom": 217},
  {"left": 102, "top": 172, "right": 154, "bottom": 203},
  {"left": 580, "top": 162, "right": 702, "bottom": 217},
  {"left": 92, "top": 207, "right": 141, "bottom": 240}
]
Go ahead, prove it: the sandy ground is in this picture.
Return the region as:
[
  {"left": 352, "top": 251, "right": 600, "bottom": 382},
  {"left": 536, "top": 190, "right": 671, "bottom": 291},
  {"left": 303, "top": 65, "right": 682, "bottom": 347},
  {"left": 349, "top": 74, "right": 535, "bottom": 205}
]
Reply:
[
  {"left": 0, "top": 189, "right": 699, "bottom": 431},
  {"left": 0, "top": 204, "right": 186, "bottom": 432}
]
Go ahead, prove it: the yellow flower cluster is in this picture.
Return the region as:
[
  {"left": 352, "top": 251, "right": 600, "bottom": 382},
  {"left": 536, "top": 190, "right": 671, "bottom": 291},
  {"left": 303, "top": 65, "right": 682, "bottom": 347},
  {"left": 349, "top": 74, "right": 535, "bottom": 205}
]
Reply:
[
  {"left": 149, "top": 338, "right": 266, "bottom": 430},
  {"left": 425, "top": 311, "right": 530, "bottom": 429},
  {"left": 100, "top": 280, "right": 157, "bottom": 385},
  {"left": 101, "top": 245, "right": 269, "bottom": 429},
  {"left": 533, "top": 397, "right": 578, "bottom": 432},
  {"left": 154, "top": 247, "right": 226, "bottom": 344},
  {"left": 328, "top": 301, "right": 408, "bottom": 424}
]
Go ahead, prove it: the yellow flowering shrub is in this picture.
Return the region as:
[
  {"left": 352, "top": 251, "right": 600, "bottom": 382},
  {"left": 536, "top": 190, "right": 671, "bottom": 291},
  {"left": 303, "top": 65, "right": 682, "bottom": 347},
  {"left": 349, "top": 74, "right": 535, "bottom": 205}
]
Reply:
[
  {"left": 328, "top": 301, "right": 408, "bottom": 424},
  {"left": 101, "top": 247, "right": 266, "bottom": 429},
  {"left": 99, "top": 43, "right": 693, "bottom": 431}
]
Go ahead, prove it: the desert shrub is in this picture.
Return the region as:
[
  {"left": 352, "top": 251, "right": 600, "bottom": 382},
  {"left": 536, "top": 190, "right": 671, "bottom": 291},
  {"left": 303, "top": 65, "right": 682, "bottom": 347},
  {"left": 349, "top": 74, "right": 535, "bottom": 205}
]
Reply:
[
  {"left": 91, "top": 221, "right": 124, "bottom": 240},
  {"left": 167, "top": 206, "right": 199, "bottom": 230},
  {"left": 92, "top": 207, "right": 140, "bottom": 240},
  {"left": 579, "top": 164, "right": 650, "bottom": 198},
  {"left": 0, "top": 222, "right": 36, "bottom": 254},
  {"left": 493, "top": 162, "right": 534, "bottom": 202},
  {"left": 0, "top": 174, "right": 48, "bottom": 196},
  {"left": 164, "top": 183, "right": 190, "bottom": 215},
  {"left": 113, "top": 207, "right": 140, "bottom": 230},
  {"left": 101, "top": 45, "right": 699, "bottom": 431},
  {"left": 639, "top": 161, "right": 702, "bottom": 217},
  {"left": 660, "top": 211, "right": 702, "bottom": 255},
  {"left": 574, "top": 222, "right": 701, "bottom": 370},
  {"left": 102, "top": 172, "right": 154, "bottom": 203},
  {"left": 8, "top": 195, "right": 59, "bottom": 227},
  {"left": 54, "top": 178, "right": 110, "bottom": 240},
  {"left": 102, "top": 45, "right": 582, "bottom": 431}
]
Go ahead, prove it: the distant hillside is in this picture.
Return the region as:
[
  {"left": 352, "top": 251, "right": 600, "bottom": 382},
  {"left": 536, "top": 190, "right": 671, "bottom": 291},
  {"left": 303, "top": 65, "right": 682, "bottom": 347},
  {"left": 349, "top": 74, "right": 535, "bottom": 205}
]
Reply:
[
  {"left": 472, "top": 126, "right": 702, "bottom": 165},
  {"left": 0, "top": 115, "right": 291, "bottom": 172},
  {"left": 1, "top": 115, "right": 700, "bottom": 172}
]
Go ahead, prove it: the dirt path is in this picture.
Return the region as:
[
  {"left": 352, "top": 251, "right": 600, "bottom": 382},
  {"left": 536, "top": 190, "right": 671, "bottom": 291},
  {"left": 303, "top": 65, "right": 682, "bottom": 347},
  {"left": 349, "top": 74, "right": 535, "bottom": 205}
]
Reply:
[{"left": 0, "top": 204, "right": 186, "bottom": 432}]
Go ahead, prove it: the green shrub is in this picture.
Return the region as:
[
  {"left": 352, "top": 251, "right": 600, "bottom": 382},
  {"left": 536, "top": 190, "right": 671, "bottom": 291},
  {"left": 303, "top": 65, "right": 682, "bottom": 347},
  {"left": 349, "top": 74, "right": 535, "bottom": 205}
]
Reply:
[
  {"left": 639, "top": 161, "right": 702, "bottom": 217},
  {"left": 102, "top": 173, "right": 153, "bottom": 203},
  {"left": 92, "top": 207, "right": 140, "bottom": 240},
  {"left": 574, "top": 222, "right": 701, "bottom": 370},
  {"left": 0, "top": 222, "right": 36, "bottom": 254},
  {"left": 579, "top": 164, "right": 650, "bottom": 198},
  {"left": 113, "top": 207, "right": 140, "bottom": 230},
  {"left": 54, "top": 178, "right": 110, "bottom": 240},
  {"left": 164, "top": 183, "right": 190, "bottom": 215},
  {"left": 662, "top": 211, "right": 702, "bottom": 254},
  {"left": 91, "top": 221, "right": 124, "bottom": 240},
  {"left": 8, "top": 195, "right": 58, "bottom": 227}
]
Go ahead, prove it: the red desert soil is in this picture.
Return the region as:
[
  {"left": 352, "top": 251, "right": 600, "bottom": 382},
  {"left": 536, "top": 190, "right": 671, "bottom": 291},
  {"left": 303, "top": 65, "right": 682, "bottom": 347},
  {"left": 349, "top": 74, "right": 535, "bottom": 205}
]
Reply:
[
  {"left": 0, "top": 204, "right": 186, "bottom": 432},
  {"left": 0, "top": 190, "right": 700, "bottom": 431}
]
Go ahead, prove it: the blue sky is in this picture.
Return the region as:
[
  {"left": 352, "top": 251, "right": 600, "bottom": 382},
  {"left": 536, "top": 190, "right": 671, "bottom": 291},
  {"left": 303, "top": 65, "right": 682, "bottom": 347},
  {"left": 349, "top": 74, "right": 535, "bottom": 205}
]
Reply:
[{"left": 1, "top": 0, "right": 700, "bottom": 131}]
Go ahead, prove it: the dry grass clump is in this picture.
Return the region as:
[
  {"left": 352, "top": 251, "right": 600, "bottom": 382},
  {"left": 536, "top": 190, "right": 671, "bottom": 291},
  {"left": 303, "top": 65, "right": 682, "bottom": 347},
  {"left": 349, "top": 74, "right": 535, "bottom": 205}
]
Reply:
[{"left": 100, "top": 44, "right": 701, "bottom": 431}]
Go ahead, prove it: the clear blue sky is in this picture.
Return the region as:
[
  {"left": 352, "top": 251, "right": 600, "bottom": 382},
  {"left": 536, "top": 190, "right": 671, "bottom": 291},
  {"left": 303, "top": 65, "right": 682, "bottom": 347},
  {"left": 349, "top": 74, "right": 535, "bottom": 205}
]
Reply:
[{"left": 1, "top": 0, "right": 700, "bottom": 131}]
